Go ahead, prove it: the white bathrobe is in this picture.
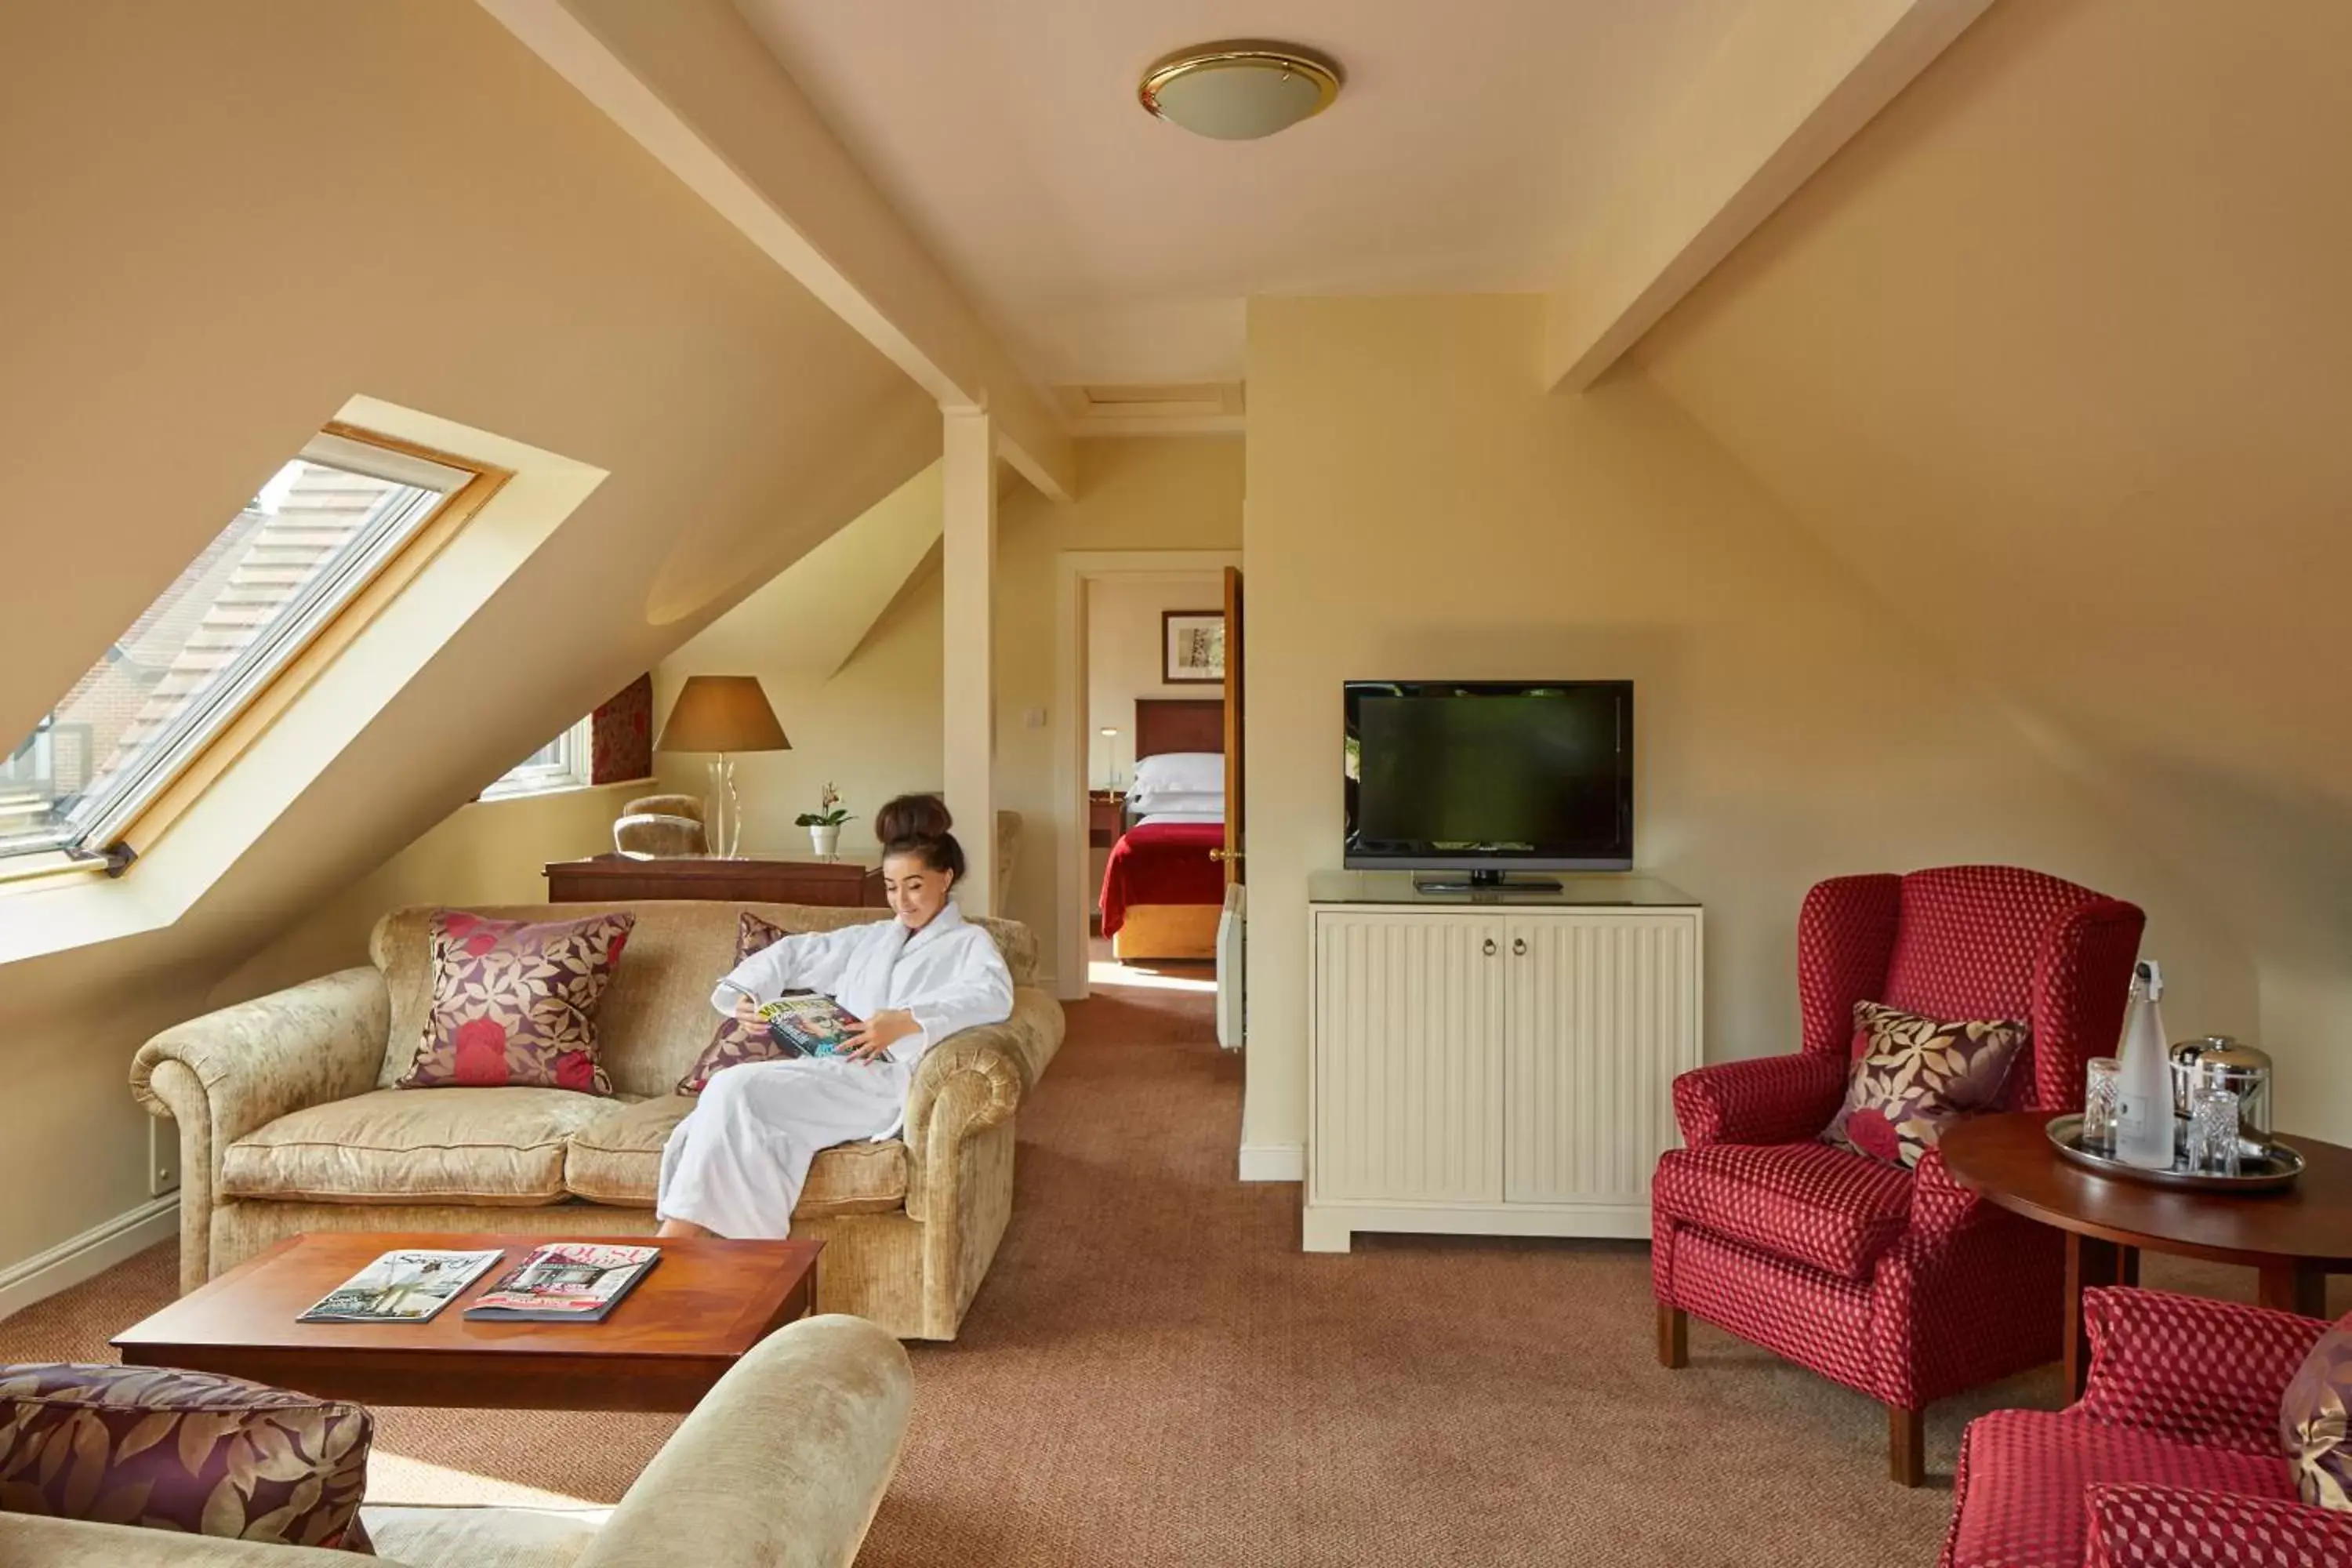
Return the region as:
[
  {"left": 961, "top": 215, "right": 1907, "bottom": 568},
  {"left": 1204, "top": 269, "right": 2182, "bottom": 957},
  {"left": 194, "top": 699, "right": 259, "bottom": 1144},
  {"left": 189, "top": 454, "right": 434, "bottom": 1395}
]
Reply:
[{"left": 655, "top": 902, "right": 1014, "bottom": 1239}]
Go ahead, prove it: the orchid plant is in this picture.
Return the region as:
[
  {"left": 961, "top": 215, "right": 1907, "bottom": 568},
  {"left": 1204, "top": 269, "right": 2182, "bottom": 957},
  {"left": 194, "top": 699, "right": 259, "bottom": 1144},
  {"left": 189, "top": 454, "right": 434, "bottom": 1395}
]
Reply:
[{"left": 794, "top": 782, "right": 851, "bottom": 829}]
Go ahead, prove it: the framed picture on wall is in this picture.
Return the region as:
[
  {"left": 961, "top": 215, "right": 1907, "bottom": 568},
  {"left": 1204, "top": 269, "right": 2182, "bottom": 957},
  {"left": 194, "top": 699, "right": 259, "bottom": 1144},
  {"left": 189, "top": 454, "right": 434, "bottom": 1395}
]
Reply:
[{"left": 1161, "top": 610, "right": 1225, "bottom": 684}]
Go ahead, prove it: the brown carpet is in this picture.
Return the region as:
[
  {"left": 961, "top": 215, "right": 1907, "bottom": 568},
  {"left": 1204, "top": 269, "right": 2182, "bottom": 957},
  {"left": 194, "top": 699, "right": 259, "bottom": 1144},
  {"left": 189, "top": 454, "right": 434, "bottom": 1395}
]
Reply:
[{"left": 2, "top": 971, "right": 2326, "bottom": 1565}]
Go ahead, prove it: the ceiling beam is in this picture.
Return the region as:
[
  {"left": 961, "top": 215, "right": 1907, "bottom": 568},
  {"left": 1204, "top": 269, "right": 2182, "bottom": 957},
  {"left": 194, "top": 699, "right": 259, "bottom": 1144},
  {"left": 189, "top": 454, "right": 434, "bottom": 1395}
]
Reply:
[
  {"left": 479, "top": 0, "right": 1076, "bottom": 500},
  {"left": 1543, "top": 0, "right": 1994, "bottom": 394}
]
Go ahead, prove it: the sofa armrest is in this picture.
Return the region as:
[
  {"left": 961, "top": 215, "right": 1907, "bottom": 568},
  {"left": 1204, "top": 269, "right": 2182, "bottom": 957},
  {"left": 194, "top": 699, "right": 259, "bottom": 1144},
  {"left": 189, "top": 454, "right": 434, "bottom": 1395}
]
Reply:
[
  {"left": 901, "top": 985, "right": 1064, "bottom": 1172},
  {"left": 2074, "top": 1287, "right": 2329, "bottom": 1455},
  {"left": 128, "top": 967, "right": 389, "bottom": 1290},
  {"left": 579, "top": 1315, "right": 912, "bottom": 1568},
  {"left": 2085, "top": 1483, "right": 2352, "bottom": 1567},
  {"left": 1671, "top": 1053, "right": 1848, "bottom": 1149}
]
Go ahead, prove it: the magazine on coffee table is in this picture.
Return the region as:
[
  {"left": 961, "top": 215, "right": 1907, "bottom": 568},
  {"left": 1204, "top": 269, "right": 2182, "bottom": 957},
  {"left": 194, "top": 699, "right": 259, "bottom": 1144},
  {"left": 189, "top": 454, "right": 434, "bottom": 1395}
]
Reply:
[
  {"left": 296, "top": 1247, "right": 504, "bottom": 1324},
  {"left": 755, "top": 991, "right": 862, "bottom": 1057},
  {"left": 462, "top": 1243, "right": 661, "bottom": 1323}
]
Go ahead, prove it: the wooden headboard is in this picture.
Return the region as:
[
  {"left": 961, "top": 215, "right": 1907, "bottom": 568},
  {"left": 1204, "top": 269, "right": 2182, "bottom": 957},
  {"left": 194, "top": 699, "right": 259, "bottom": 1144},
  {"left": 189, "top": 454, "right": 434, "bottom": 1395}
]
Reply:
[{"left": 1134, "top": 698, "right": 1225, "bottom": 760}]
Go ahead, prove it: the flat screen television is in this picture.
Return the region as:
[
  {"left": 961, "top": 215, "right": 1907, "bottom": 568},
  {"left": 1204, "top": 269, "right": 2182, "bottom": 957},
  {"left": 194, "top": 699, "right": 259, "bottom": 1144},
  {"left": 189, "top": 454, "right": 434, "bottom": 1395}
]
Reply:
[{"left": 1344, "top": 681, "right": 1633, "bottom": 886}]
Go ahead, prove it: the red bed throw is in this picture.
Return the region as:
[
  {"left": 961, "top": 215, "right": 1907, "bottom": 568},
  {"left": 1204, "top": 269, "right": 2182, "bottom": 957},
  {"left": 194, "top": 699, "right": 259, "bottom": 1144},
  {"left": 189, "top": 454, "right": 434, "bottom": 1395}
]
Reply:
[{"left": 1098, "top": 821, "right": 1225, "bottom": 937}]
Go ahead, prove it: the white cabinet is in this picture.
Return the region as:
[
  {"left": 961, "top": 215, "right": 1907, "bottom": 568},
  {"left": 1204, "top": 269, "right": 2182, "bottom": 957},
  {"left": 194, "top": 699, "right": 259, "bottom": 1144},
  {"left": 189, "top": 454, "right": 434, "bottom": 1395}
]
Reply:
[{"left": 1302, "top": 884, "right": 1701, "bottom": 1254}]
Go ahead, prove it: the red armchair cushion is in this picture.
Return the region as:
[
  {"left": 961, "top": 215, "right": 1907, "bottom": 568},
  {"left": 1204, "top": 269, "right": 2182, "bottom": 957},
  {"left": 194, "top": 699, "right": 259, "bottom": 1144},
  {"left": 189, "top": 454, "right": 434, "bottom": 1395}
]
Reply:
[
  {"left": 1945, "top": 1409, "right": 2296, "bottom": 1568},
  {"left": 1820, "top": 1001, "right": 2026, "bottom": 1168},
  {"left": 2077, "top": 1289, "right": 2330, "bottom": 1457},
  {"left": 2084, "top": 1483, "right": 2352, "bottom": 1567},
  {"left": 1653, "top": 1141, "right": 1913, "bottom": 1280}
]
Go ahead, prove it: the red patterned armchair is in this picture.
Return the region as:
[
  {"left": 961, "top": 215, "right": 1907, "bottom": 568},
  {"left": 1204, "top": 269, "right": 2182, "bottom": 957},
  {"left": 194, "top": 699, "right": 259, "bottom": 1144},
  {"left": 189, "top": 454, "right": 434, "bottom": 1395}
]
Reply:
[
  {"left": 1940, "top": 1287, "right": 2351, "bottom": 1566},
  {"left": 1651, "top": 866, "right": 2145, "bottom": 1483}
]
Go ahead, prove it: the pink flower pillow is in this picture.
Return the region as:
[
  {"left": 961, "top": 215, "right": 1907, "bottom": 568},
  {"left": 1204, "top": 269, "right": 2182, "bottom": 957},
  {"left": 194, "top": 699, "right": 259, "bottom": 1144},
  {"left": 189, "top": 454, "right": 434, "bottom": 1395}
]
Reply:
[
  {"left": 675, "top": 912, "right": 794, "bottom": 1095},
  {"left": 396, "top": 909, "right": 634, "bottom": 1094},
  {"left": 1820, "top": 1000, "right": 2027, "bottom": 1169}
]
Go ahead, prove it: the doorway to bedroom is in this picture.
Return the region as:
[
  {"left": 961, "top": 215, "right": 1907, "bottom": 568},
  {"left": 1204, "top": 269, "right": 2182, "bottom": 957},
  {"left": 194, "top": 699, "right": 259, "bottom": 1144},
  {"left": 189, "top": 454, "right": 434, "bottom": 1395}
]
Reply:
[{"left": 1053, "top": 551, "right": 1242, "bottom": 1024}]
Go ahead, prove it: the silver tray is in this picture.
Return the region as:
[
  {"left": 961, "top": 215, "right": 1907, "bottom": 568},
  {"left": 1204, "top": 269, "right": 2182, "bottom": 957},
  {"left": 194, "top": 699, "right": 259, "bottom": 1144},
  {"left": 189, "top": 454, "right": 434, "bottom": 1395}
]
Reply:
[{"left": 2045, "top": 1114, "right": 2305, "bottom": 1193}]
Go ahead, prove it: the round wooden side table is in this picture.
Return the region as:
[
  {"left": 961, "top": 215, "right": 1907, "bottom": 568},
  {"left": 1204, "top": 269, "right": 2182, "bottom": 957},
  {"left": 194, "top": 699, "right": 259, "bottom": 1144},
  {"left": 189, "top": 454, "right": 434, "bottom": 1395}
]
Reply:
[{"left": 1939, "top": 1111, "right": 2352, "bottom": 1397}]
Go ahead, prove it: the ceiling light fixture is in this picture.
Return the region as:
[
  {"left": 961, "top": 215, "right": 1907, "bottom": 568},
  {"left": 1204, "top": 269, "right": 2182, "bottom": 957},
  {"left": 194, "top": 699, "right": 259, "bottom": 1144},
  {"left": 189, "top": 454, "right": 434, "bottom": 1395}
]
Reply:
[{"left": 1138, "top": 41, "right": 1342, "bottom": 141}]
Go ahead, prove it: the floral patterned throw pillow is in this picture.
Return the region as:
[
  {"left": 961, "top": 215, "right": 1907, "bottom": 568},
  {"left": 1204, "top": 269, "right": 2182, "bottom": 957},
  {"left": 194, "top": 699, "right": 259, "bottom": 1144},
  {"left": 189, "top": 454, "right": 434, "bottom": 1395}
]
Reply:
[
  {"left": 1820, "top": 1000, "right": 2027, "bottom": 1169},
  {"left": 2283, "top": 1315, "right": 2352, "bottom": 1511},
  {"left": 395, "top": 909, "right": 633, "bottom": 1094},
  {"left": 0, "top": 1363, "right": 372, "bottom": 1551},
  {"left": 676, "top": 911, "right": 795, "bottom": 1095}
]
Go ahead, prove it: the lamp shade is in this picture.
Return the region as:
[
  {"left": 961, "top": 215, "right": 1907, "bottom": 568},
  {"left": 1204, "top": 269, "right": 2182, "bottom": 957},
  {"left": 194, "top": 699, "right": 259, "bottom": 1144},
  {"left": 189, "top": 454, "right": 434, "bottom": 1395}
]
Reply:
[{"left": 655, "top": 676, "right": 790, "bottom": 753}]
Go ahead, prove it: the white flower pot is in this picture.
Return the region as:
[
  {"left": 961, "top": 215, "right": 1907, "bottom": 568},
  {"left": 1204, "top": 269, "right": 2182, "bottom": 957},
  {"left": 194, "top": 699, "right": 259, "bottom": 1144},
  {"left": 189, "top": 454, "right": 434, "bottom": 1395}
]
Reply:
[{"left": 809, "top": 824, "right": 841, "bottom": 861}]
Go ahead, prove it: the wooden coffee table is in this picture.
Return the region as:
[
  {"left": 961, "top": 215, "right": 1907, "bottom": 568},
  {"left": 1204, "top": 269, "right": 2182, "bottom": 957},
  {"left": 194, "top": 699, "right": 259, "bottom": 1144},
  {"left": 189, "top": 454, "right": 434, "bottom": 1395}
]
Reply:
[
  {"left": 112, "top": 1232, "right": 822, "bottom": 1412},
  {"left": 1940, "top": 1114, "right": 2352, "bottom": 1396}
]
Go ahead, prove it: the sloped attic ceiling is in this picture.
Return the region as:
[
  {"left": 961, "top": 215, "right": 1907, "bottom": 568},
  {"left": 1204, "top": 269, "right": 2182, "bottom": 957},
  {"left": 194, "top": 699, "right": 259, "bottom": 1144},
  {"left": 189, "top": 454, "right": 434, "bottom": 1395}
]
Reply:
[
  {"left": 0, "top": 0, "right": 938, "bottom": 999},
  {"left": 1632, "top": 0, "right": 2352, "bottom": 1126}
]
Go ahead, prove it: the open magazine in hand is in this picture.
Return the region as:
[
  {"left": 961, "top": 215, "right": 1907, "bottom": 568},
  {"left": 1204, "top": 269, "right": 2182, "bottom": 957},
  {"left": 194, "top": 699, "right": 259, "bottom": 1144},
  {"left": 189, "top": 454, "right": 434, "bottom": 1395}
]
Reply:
[{"left": 754, "top": 990, "right": 862, "bottom": 1057}]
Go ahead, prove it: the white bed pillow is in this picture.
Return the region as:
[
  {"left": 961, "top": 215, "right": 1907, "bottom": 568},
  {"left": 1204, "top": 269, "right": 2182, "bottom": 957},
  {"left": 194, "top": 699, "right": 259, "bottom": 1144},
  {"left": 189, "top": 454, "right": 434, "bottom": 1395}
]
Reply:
[
  {"left": 1127, "top": 784, "right": 1224, "bottom": 818},
  {"left": 1135, "top": 811, "right": 1224, "bottom": 829},
  {"left": 1131, "top": 751, "right": 1224, "bottom": 796}
]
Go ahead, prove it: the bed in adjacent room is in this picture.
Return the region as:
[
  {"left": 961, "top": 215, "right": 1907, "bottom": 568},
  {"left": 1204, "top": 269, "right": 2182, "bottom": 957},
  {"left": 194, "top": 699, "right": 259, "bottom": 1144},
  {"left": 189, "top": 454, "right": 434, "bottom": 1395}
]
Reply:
[{"left": 1100, "top": 699, "right": 1226, "bottom": 962}]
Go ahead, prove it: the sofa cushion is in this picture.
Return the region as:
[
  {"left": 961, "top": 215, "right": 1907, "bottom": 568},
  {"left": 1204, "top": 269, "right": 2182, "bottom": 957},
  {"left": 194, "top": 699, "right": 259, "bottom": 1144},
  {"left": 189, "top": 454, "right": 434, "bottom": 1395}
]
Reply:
[
  {"left": 675, "top": 911, "right": 796, "bottom": 1095},
  {"left": 0, "top": 1363, "right": 371, "bottom": 1551},
  {"left": 1947, "top": 1408, "right": 2297, "bottom": 1568},
  {"left": 394, "top": 910, "right": 633, "bottom": 1094},
  {"left": 564, "top": 1095, "right": 908, "bottom": 1216},
  {"left": 221, "top": 1087, "right": 617, "bottom": 1206},
  {"left": 372, "top": 902, "right": 1044, "bottom": 1097},
  {"left": 1652, "top": 1140, "right": 1915, "bottom": 1279}
]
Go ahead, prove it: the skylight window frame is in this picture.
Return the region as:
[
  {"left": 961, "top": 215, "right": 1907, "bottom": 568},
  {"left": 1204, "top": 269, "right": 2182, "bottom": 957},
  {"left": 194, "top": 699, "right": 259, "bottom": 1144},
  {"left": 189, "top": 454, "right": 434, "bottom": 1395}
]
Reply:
[{"left": 1, "top": 424, "right": 508, "bottom": 876}]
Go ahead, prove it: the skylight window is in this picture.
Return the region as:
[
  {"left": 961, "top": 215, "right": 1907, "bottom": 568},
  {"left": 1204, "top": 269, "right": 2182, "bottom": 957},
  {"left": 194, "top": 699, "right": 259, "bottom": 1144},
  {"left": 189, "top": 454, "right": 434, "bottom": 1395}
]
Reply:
[{"left": 0, "top": 431, "right": 475, "bottom": 867}]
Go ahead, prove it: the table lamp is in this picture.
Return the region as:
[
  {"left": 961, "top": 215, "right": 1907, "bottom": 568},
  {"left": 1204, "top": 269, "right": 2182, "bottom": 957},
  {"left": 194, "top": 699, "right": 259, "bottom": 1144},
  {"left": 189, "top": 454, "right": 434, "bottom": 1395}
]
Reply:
[{"left": 655, "top": 676, "right": 790, "bottom": 858}]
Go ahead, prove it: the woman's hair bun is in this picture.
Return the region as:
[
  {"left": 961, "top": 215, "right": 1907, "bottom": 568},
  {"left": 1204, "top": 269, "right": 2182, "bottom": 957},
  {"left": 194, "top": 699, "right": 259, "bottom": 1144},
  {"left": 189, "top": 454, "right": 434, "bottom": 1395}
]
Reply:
[{"left": 873, "top": 793, "right": 953, "bottom": 845}]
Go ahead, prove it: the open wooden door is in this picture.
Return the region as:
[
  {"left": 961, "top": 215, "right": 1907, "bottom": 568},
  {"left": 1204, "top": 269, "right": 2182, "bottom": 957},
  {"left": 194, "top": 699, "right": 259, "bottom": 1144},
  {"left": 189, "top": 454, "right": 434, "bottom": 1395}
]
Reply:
[
  {"left": 1219, "top": 565, "right": 1243, "bottom": 885},
  {"left": 1215, "top": 565, "right": 1245, "bottom": 1050}
]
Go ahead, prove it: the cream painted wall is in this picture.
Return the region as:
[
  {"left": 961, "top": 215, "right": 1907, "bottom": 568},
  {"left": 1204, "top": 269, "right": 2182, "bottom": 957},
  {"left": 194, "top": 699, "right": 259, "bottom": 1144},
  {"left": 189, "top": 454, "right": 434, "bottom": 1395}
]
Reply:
[
  {"left": 1086, "top": 573, "right": 1226, "bottom": 789},
  {"left": 0, "top": 0, "right": 935, "bottom": 1275},
  {"left": 1240, "top": 295, "right": 2252, "bottom": 1152},
  {"left": 216, "top": 782, "right": 649, "bottom": 1006},
  {"left": 1630, "top": 0, "right": 2352, "bottom": 1136}
]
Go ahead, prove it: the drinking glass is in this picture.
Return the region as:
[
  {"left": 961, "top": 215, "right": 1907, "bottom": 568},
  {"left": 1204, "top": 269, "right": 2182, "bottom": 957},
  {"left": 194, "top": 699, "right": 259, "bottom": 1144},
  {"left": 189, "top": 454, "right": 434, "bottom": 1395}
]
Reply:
[
  {"left": 2081, "top": 1058, "right": 2122, "bottom": 1156},
  {"left": 2186, "top": 1077, "right": 2241, "bottom": 1178}
]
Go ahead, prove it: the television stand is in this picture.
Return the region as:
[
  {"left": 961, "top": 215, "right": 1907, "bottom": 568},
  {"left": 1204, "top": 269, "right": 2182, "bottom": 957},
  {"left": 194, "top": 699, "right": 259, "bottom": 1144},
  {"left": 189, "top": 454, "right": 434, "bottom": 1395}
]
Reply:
[{"left": 1411, "top": 869, "right": 1563, "bottom": 895}]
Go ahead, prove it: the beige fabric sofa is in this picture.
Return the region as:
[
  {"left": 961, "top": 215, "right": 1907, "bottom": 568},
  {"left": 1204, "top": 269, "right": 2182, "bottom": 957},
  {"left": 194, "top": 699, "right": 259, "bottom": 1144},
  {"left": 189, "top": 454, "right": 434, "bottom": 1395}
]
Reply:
[
  {"left": 0, "top": 1313, "right": 911, "bottom": 1568},
  {"left": 130, "top": 901, "right": 1064, "bottom": 1340}
]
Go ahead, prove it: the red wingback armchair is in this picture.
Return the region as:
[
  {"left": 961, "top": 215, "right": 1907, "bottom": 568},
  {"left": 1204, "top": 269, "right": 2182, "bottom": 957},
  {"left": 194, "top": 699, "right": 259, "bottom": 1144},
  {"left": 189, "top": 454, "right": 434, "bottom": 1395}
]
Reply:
[
  {"left": 1651, "top": 866, "right": 2145, "bottom": 1484},
  {"left": 1940, "top": 1287, "right": 2351, "bottom": 1566}
]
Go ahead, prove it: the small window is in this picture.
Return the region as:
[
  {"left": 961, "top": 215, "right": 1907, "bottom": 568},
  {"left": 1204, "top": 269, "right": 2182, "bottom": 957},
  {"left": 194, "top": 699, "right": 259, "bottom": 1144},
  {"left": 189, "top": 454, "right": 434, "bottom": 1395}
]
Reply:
[
  {"left": 481, "top": 716, "right": 594, "bottom": 800},
  {"left": 0, "top": 432, "right": 474, "bottom": 865}
]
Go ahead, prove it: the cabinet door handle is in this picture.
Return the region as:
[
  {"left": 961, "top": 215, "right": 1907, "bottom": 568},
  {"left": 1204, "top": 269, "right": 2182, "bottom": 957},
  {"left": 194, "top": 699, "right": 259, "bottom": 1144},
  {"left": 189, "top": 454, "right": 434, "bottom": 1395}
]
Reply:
[
  {"left": 1512, "top": 937, "right": 1528, "bottom": 956},
  {"left": 1482, "top": 938, "right": 1497, "bottom": 956}
]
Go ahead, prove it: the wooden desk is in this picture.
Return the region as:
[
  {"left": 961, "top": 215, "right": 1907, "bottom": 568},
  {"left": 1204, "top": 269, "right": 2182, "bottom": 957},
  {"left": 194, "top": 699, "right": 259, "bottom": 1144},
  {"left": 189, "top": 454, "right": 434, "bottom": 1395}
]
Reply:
[
  {"left": 113, "top": 1232, "right": 822, "bottom": 1413},
  {"left": 1940, "top": 1112, "right": 2352, "bottom": 1396},
  {"left": 545, "top": 854, "right": 886, "bottom": 908}
]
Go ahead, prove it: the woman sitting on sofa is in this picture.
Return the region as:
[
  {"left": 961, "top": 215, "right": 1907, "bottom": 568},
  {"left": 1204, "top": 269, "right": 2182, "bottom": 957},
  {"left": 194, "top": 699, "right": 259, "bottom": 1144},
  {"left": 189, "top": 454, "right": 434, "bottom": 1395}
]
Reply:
[{"left": 655, "top": 794, "right": 1015, "bottom": 1240}]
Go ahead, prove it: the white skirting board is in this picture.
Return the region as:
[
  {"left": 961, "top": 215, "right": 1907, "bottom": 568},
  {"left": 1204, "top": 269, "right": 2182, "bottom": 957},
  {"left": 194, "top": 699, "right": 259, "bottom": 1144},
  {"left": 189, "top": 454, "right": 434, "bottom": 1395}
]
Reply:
[
  {"left": 0, "top": 1196, "right": 178, "bottom": 1323},
  {"left": 1238, "top": 1143, "right": 1304, "bottom": 1182}
]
